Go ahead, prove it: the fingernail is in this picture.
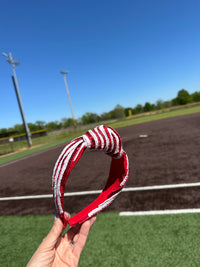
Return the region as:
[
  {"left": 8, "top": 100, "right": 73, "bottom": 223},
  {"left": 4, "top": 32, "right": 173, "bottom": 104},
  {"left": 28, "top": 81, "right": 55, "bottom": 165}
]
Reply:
[
  {"left": 64, "top": 211, "right": 70, "bottom": 220},
  {"left": 54, "top": 212, "right": 59, "bottom": 221}
]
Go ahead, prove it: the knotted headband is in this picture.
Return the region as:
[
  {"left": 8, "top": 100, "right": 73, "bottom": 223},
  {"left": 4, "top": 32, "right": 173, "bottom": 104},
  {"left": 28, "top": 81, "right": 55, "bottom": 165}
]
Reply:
[{"left": 52, "top": 125, "right": 129, "bottom": 226}]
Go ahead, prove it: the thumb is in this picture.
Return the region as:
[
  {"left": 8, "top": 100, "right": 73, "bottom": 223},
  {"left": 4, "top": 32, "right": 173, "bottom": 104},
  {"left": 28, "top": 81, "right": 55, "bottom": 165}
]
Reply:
[{"left": 42, "top": 212, "right": 70, "bottom": 248}]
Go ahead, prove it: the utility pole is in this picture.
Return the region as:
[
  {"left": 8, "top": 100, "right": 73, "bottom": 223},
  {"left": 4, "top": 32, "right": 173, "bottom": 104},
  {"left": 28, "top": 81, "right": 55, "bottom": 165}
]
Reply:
[
  {"left": 60, "top": 71, "right": 76, "bottom": 125},
  {"left": 2, "top": 52, "right": 32, "bottom": 147}
]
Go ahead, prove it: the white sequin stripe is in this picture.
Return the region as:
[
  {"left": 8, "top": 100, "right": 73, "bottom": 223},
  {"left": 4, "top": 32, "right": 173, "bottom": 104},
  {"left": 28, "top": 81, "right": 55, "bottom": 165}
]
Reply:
[
  {"left": 56, "top": 150, "right": 75, "bottom": 213},
  {"left": 52, "top": 140, "right": 76, "bottom": 178},
  {"left": 73, "top": 142, "right": 86, "bottom": 162},
  {"left": 82, "top": 134, "right": 91, "bottom": 148},
  {"left": 54, "top": 140, "right": 83, "bottom": 213},
  {"left": 88, "top": 190, "right": 122, "bottom": 217},
  {"left": 56, "top": 146, "right": 75, "bottom": 213},
  {"left": 94, "top": 126, "right": 104, "bottom": 149},
  {"left": 107, "top": 128, "right": 115, "bottom": 153},
  {"left": 55, "top": 139, "right": 83, "bottom": 194},
  {"left": 107, "top": 128, "right": 120, "bottom": 155},
  {"left": 89, "top": 129, "right": 99, "bottom": 149},
  {"left": 120, "top": 153, "right": 129, "bottom": 187},
  {"left": 119, "top": 148, "right": 124, "bottom": 158},
  {"left": 53, "top": 140, "right": 82, "bottom": 192},
  {"left": 54, "top": 148, "right": 76, "bottom": 212},
  {"left": 52, "top": 140, "right": 77, "bottom": 190},
  {"left": 53, "top": 140, "right": 76, "bottom": 177},
  {"left": 99, "top": 125, "right": 109, "bottom": 152}
]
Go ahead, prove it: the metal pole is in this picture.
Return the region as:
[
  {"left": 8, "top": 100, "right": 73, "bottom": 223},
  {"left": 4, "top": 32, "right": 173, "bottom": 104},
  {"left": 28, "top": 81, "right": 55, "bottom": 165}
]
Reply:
[
  {"left": 60, "top": 71, "right": 76, "bottom": 125},
  {"left": 12, "top": 76, "right": 32, "bottom": 147},
  {"left": 2, "top": 52, "right": 32, "bottom": 147}
]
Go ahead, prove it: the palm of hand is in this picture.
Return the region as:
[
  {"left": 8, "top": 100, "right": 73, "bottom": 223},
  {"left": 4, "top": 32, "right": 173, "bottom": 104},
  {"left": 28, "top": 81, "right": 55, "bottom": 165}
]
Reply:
[{"left": 27, "top": 214, "right": 96, "bottom": 267}]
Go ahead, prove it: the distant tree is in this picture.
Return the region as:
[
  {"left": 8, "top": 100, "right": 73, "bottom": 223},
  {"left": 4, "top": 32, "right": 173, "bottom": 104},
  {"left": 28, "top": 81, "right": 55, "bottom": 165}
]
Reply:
[
  {"left": 61, "top": 117, "right": 75, "bottom": 128},
  {"left": 7, "top": 127, "right": 15, "bottom": 132},
  {"left": 46, "top": 121, "right": 62, "bottom": 131},
  {"left": 76, "top": 117, "right": 83, "bottom": 125},
  {"left": 171, "top": 97, "right": 179, "bottom": 106},
  {"left": 131, "top": 108, "right": 137, "bottom": 115},
  {"left": 100, "top": 112, "right": 112, "bottom": 121},
  {"left": 124, "top": 107, "right": 132, "bottom": 117},
  {"left": 35, "top": 121, "right": 46, "bottom": 129},
  {"left": 143, "top": 102, "right": 154, "bottom": 112},
  {"left": 176, "top": 89, "right": 191, "bottom": 105},
  {"left": 134, "top": 104, "right": 143, "bottom": 114},
  {"left": 3, "top": 88, "right": 199, "bottom": 135},
  {"left": 0, "top": 128, "right": 9, "bottom": 138},
  {"left": 156, "top": 99, "right": 164, "bottom": 110},
  {"left": 191, "top": 91, "right": 200, "bottom": 102},
  {"left": 163, "top": 100, "right": 172, "bottom": 108},
  {"left": 28, "top": 123, "right": 40, "bottom": 132},
  {"left": 13, "top": 124, "right": 25, "bottom": 134},
  {"left": 110, "top": 105, "right": 125, "bottom": 119},
  {"left": 81, "top": 112, "right": 100, "bottom": 125},
  {"left": 0, "top": 128, "right": 8, "bottom": 134}
]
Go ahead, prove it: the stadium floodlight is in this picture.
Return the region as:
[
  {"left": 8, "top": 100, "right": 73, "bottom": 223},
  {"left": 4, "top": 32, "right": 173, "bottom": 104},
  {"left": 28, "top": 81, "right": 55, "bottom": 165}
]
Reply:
[
  {"left": 2, "top": 52, "right": 20, "bottom": 66},
  {"left": 2, "top": 52, "right": 32, "bottom": 147},
  {"left": 60, "top": 70, "right": 68, "bottom": 75},
  {"left": 60, "top": 70, "right": 76, "bottom": 125},
  {"left": 2, "top": 52, "right": 8, "bottom": 57}
]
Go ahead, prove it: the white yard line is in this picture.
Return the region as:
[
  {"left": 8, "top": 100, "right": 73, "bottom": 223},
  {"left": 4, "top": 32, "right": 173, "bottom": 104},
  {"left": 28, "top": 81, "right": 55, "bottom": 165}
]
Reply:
[
  {"left": 1, "top": 182, "right": 200, "bottom": 201},
  {"left": 122, "top": 182, "right": 200, "bottom": 191},
  {"left": 0, "top": 190, "right": 102, "bottom": 201},
  {"left": 119, "top": 209, "right": 200, "bottom": 216}
]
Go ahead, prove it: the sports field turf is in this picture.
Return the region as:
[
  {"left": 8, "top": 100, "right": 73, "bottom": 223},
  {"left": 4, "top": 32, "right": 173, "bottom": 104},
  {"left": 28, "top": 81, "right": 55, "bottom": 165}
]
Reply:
[
  {"left": 1, "top": 212, "right": 200, "bottom": 266},
  {"left": 1, "top": 105, "right": 200, "bottom": 266}
]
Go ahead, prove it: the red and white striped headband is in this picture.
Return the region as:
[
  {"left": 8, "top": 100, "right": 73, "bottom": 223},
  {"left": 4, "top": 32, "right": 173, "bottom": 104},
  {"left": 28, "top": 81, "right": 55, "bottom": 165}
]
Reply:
[{"left": 52, "top": 125, "right": 129, "bottom": 226}]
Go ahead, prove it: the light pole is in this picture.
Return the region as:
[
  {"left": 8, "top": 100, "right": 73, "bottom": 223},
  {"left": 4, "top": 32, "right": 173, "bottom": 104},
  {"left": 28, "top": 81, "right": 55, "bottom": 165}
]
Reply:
[
  {"left": 60, "top": 71, "right": 76, "bottom": 124},
  {"left": 2, "top": 52, "right": 32, "bottom": 147}
]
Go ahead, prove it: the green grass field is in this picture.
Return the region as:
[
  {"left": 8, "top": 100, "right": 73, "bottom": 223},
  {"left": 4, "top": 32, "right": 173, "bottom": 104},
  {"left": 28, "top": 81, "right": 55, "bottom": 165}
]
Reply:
[{"left": 1, "top": 212, "right": 200, "bottom": 266}]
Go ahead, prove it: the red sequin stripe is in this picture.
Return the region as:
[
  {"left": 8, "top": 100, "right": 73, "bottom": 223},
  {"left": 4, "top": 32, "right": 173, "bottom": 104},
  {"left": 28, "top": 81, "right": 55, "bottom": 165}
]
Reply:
[
  {"left": 110, "top": 127, "right": 122, "bottom": 156},
  {"left": 107, "top": 134, "right": 117, "bottom": 157},
  {"left": 120, "top": 151, "right": 129, "bottom": 187},
  {"left": 85, "top": 131, "right": 95, "bottom": 148},
  {"left": 91, "top": 128, "right": 102, "bottom": 149},
  {"left": 52, "top": 141, "right": 76, "bottom": 202},
  {"left": 55, "top": 148, "right": 78, "bottom": 215},
  {"left": 54, "top": 138, "right": 84, "bottom": 214},
  {"left": 53, "top": 139, "right": 77, "bottom": 175},
  {"left": 116, "top": 130, "right": 122, "bottom": 155},
  {"left": 108, "top": 128, "right": 117, "bottom": 156},
  {"left": 57, "top": 144, "right": 88, "bottom": 224},
  {"left": 52, "top": 139, "right": 78, "bottom": 189},
  {"left": 53, "top": 140, "right": 80, "bottom": 196},
  {"left": 103, "top": 126, "right": 113, "bottom": 153},
  {"left": 107, "top": 127, "right": 121, "bottom": 157},
  {"left": 57, "top": 140, "right": 86, "bottom": 209},
  {"left": 96, "top": 126, "right": 106, "bottom": 150}
]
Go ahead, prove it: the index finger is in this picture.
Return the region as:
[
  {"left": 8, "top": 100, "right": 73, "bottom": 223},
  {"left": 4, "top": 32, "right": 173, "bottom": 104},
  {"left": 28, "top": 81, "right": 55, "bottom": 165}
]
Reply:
[{"left": 73, "top": 216, "right": 96, "bottom": 259}]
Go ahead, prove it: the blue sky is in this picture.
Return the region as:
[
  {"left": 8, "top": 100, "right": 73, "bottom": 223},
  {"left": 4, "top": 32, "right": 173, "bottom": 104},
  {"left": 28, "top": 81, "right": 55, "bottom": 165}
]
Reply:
[{"left": 1, "top": 0, "right": 200, "bottom": 129}]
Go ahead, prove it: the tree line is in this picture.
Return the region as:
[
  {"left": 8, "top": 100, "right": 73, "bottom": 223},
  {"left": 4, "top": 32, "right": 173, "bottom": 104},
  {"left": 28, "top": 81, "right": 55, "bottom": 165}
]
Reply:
[{"left": 0, "top": 89, "right": 200, "bottom": 136}]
